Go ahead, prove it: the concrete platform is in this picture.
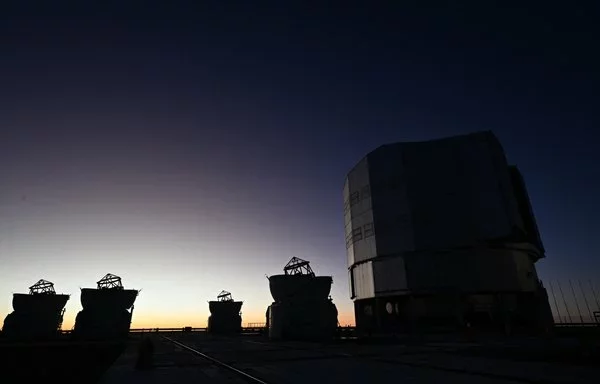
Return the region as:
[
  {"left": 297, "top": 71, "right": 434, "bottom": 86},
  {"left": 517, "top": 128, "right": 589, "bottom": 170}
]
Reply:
[
  {"left": 98, "top": 336, "right": 247, "bottom": 383},
  {"left": 100, "top": 334, "right": 599, "bottom": 384}
]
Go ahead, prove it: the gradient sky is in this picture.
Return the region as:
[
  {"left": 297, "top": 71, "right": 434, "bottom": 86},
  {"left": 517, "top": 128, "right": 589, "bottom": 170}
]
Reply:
[{"left": 1, "top": 3, "right": 599, "bottom": 328}]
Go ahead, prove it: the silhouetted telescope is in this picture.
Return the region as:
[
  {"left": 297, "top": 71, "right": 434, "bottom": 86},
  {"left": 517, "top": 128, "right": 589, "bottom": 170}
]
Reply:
[
  {"left": 2, "top": 279, "right": 69, "bottom": 341},
  {"left": 268, "top": 257, "right": 332, "bottom": 302}
]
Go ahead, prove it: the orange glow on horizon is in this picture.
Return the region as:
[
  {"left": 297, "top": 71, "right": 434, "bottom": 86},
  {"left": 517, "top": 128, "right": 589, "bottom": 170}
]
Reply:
[{"left": 59, "top": 310, "right": 356, "bottom": 330}]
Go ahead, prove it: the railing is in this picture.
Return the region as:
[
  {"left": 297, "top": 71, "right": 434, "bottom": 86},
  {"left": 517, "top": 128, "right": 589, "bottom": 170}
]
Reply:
[
  {"left": 130, "top": 327, "right": 207, "bottom": 333},
  {"left": 57, "top": 326, "right": 357, "bottom": 335},
  {"left": 553, "top": 322, "right": 600, "bottom": 327},
  {"left": 547, "top": 279, "right": 600, "bottom": 324},
  {"left": 246, "top": 323, "right": 266, "bottom": 328},
  {"left": 129, "top": 327, "right": 266, "bottom": 334}
]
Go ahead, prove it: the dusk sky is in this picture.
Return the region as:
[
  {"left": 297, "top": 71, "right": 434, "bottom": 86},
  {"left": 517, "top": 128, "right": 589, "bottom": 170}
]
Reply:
[{"left": 1, "top": 3, "right": 599, "bottom": 328}]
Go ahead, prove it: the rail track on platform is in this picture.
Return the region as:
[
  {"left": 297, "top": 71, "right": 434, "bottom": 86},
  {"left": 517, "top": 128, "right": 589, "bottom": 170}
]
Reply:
[
  {"left": 160, "top": 334, "right": 565, "bottom": 384},
  {"left": 162, "top": 335, "right": 271, "bottom": 384}
]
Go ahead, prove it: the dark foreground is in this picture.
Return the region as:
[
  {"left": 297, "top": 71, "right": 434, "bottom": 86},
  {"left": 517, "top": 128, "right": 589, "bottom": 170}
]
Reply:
[
  {"left": 1, "top": 328, "right": 598, "bottom": 384},
  {"left": 101, "top": 330, "right": 598, "bottom": 384},
  {"left": 0, "top": 338, "right": 126, "bottom": 383}
]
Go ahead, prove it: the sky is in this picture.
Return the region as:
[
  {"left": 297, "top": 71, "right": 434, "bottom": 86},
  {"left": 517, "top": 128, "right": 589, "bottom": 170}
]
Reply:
[{"left": 1, "top": 2, "right": 599, "bottom": 328}]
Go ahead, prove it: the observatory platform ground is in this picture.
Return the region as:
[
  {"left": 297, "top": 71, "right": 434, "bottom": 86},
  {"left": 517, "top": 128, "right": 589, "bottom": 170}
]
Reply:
[{"left": 99, "top": 331, "right": 598, "bottom": 384}]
